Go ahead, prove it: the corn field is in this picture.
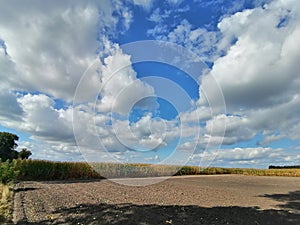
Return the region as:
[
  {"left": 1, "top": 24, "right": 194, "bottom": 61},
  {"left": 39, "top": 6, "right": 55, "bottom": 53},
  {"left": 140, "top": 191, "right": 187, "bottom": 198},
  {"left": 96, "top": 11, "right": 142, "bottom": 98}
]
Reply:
[{"left": 1, "top": 159, "right": 300, "bottom": 182}]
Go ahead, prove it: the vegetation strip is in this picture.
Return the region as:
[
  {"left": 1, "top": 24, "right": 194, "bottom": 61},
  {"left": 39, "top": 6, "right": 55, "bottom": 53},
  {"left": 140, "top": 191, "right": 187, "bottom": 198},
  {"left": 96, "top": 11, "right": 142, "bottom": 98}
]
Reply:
[{"left": 0, "top": 160, "right": 299, "bottom": 183}]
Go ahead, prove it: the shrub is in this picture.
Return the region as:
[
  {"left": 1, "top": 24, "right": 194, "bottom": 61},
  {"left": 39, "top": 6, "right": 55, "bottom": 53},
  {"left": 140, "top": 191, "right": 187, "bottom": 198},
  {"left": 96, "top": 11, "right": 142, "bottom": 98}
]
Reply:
[{"left": 0, "top": 160, "right": 18, "bottom": 184}]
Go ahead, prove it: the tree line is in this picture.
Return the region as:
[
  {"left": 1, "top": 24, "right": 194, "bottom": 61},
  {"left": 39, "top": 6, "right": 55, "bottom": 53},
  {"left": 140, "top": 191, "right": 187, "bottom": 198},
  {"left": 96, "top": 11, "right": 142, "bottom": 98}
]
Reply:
[
  {"left": 269, "top": 165, "right": 300, "bottom": 169},
  {"left": 0, "top": 132, "right": 32, "bottom": 162}
]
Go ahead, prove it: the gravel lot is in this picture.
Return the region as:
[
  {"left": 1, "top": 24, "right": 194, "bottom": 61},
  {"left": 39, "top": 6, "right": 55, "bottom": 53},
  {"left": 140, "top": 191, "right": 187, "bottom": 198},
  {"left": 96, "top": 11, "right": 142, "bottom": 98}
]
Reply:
[{"left": 13, "top": 175, "right": 300, "bottom": 225}]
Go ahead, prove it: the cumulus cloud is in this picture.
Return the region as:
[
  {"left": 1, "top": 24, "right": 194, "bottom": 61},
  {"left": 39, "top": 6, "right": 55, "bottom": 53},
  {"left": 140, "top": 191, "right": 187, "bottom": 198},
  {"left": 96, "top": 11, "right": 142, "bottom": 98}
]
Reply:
[
  {"left": 25, "top": 141, "right": 83, "bottom": 161},
  {"left": 0, "top": 45, "right": 161, "bottom": 162},
  {"left": 0, "top": 1, "right": 141, "bottom": 160},
  {"left": 0, "top": 0, "right": 132, "bottom": 102},
  {"left": 205, "top": 114, "right": 255, "bottom": 145},
  {"left": 210, "top": 4, "right": 300, "bottom": 109},
  {"left": 17, "top": 94, "right": 74, "bottom": 142},
  {"left": 1, "top": 0, "right": 299, "bottom": 166},
  {"left": 159, "top": 0, "right": 300, "bottom": 164},
  {"left": 95, "top": 45, "right": 156, "bottom": 115},
  {"left": 190, "top": 147, "right": 288, "bottom": 167},
  {"left": 179, "top": 106, "right": 212, "bottom": 123},
  {"left": 147, "top": 1, "right": 268, "bottom": 62},
  {"left": 109, "top": 113, "right": 180, "bottom": 152},
  {"left": 196, "top": 0, "right": 300, "bottom": 147},
  {"left": 0, "top": 90, "right": 23, "bottom": 122}
]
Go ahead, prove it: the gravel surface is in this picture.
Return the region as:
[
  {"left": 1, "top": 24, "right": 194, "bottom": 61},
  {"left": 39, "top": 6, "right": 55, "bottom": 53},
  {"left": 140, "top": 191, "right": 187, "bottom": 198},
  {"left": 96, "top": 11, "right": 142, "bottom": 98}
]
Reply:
[{"left": 13, "top": 175, "right": 300, "bottom": 225}]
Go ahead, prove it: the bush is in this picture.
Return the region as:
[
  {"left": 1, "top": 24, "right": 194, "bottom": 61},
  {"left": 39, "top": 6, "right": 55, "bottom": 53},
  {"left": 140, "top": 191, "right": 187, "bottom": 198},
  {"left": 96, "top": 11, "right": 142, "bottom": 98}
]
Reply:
[{"left": 0, "top": 161, "right": 18, "bottom": 184}]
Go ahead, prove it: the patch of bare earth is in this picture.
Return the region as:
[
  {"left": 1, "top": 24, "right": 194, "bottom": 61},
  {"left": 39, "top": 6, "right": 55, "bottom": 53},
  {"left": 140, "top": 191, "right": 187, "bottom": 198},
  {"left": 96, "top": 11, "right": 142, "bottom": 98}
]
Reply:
[{"left": 13, "top": 175, "right": 300, "bottom": 225}]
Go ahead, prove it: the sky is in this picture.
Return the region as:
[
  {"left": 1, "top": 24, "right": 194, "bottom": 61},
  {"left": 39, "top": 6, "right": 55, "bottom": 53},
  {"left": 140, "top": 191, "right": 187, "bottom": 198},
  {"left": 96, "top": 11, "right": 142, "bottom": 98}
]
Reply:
[{"left": 0, "top": 0, "right": 300, "bottom": 168}]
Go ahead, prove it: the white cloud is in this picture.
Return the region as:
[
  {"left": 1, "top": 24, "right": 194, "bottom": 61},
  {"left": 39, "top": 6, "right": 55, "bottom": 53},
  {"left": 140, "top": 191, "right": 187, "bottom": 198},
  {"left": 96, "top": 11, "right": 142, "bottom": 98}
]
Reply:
[
  {"left": 1, "top": 0, "right": 299, "bottom": 166},
  {"left": 0, "top": 0, "right": 133, "bottom": 102},
  {"left": 95, "top": 45, "right": 156, "bottom": 115},
  {"left": 148, "top": 19, "right": 220, "bottom": 61},
  {"left": 78, "top": 0, "right": 300, "bottom": 166},
  {"left": 179, "top": 106, "right": 212, "bottom": 123},
  {"left": 132, "top": 0, "right": 154, "bottom": 11},
  {"left": 216, "top": 147, "right": 282, "bottom": 161},
  {"left": 198, "top": 0, "right": 300, "bottom": 146},
  {"left": 148, "top": 8, "right": 170, "bottom": 23},
  {"left": 110, "top": 114, "right": 179, "bottom": 152},
  {"left": 159, "top": 0, "right": 300, "bottom": 154},
  {"left": 210, "top": 0, "right": 300, "bottom": 109},
  {"left": 0, "top": 0, "right": 151, "bottom": 161},
  {"left": 206, "top": 114, "right": 255, "bottom": 145},
  {"left": 0, "top": 45, "right": 160, "bottom": 162},
  {"left": 28, "top": 141, "right": 83, "bottom": 161},
  {"left": 0, "top": 90, "right": 23, "bottom": 122},
  {"left": 17, "top": 94, "right": 74, "bottom": 143},
  {"left": 168, "top": 20, "right": 219, "bottom": 58},
  {"left": 167, "top": 0, "right": 184, "bottom": 6},
  {"left": 190, "top": 147, "right": 290, "bottom": 168}
]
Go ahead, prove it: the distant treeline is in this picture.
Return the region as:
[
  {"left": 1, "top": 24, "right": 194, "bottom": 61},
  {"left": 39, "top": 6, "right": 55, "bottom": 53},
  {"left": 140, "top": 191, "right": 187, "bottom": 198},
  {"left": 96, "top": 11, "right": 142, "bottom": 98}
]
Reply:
[{"left": 269, "top": 165, "right": 300, "bottom": 169}]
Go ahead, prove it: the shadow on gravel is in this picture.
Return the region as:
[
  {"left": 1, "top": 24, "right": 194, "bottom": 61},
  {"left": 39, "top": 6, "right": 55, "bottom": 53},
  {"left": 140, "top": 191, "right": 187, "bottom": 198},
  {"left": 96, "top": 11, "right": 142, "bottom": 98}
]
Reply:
[
  {"left": 16, "top": 202, "right": 300, "bottom": 225},
  {"left": 261, "top": 190, "right": 300, "bottom": 212},
  {"left": 14, "top": 187, "right": 39, "bottom": 193},
  {"left": 39, "top": 179, "right": 105, "bottom": 184}
]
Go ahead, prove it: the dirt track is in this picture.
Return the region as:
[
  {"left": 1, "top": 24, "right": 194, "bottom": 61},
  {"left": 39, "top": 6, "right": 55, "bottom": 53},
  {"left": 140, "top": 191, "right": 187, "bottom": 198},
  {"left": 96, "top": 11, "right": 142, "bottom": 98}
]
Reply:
[{"left": 13, "top": 175, "right": 300, "bottom": 225}]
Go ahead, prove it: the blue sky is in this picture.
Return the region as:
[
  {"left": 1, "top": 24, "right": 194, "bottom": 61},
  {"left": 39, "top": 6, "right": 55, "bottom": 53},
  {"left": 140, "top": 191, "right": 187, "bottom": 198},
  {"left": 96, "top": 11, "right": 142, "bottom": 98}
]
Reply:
[{"left": 0, "top": 0, "right": 300, "bottom": 168}]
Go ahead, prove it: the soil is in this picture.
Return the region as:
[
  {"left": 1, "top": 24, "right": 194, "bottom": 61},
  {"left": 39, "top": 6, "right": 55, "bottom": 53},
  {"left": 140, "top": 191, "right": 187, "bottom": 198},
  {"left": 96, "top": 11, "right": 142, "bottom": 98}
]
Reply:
[{"left": 12, "top": 175, "right": 300, "bottom": 225}]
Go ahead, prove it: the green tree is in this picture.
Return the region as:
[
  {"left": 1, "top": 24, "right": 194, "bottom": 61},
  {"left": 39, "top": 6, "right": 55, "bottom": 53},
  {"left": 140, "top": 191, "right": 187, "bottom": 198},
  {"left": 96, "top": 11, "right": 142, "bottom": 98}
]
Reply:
[
  {"left": 0, "top": 132, "right": 19, "bottom": 161},
  {"left": 18, "top": 148, "right": 32, "bottom": 159}
]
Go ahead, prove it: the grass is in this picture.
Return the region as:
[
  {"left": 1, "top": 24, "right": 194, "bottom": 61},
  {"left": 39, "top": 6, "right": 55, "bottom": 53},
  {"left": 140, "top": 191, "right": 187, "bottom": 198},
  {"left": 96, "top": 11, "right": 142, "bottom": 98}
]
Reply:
[{"left": 0, "top": 183, "right": 13, "bottom": 223}]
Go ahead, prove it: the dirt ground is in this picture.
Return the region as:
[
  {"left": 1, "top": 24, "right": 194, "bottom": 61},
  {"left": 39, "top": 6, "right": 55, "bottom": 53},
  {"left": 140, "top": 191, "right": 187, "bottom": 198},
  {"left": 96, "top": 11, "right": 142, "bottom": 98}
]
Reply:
[{"left": 12, "top": 175, "right": 300, "bottom": 225}]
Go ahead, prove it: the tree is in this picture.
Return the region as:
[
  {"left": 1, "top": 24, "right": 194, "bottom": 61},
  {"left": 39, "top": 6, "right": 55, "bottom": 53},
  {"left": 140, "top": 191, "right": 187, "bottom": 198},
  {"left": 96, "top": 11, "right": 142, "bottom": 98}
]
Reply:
[
  {"left": 0, "top": 132, "right": 32, "bottom": 161},
  {"left": 18, "top": 148, "right": 32, "bottom": 159},
  {"left": 0, "top": 132, "right": 19, "bottom": 161}
]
